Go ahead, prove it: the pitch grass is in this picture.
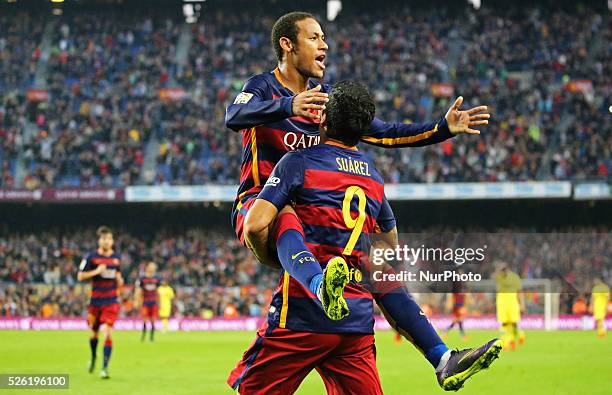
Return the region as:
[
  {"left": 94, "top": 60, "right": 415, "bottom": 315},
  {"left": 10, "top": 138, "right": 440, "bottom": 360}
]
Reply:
[{"left": 0, "top": 329, "right": 610, "bottom": 394}]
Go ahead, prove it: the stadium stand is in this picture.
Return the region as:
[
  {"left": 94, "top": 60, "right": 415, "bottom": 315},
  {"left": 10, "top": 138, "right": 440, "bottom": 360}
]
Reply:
[
  {"left": 0, "top": 3, "right": 608, "bottom": 186},
  {"left": 1, "top": 225, "right": 608, "bottom": 318}
]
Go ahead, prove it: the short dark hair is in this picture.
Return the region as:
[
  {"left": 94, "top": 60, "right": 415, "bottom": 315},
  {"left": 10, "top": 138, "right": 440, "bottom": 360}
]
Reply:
[
  {"left": 324, "top": 81, "right": 375, "bottom": 146},
  {"left": 96, "top": 226, "right": 112, "bottom": 237},
  {"left": 271, "top": 11, "right": 316, "bottom": 62}
]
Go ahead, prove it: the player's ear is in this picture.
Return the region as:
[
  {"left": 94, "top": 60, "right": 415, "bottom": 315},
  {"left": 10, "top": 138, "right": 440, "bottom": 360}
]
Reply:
[
  {"left": 279, "top": 37, "right": 294, "bottom": 55},
  {"left": 319, "top": 111, "right": 327, "bottom": 133}
]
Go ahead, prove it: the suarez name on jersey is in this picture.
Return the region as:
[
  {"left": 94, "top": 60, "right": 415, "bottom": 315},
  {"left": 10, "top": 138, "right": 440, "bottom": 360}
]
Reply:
[{"left": 258, "top": 142, "right": 397, "bottom": 334}]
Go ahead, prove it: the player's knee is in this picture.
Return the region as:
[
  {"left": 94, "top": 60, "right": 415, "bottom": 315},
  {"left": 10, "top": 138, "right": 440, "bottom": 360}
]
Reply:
[{"left": 271, "top": 206, "right": 303, "bottom": 238}]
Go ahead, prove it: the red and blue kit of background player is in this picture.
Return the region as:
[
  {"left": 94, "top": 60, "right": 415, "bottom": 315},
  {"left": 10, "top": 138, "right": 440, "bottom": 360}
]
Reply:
[
  {"left": 137, "top": 276, "right": 161, "bottom": 319},
  {"left": 79, "top": 252, "right": 122, "bottom": 329}
]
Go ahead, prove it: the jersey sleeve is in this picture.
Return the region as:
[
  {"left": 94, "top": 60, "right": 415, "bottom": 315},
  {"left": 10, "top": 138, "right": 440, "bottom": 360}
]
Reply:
[
  {"left": 78, "top": 254, "right": 94, "bottom": 272},
  {"left": 376, "top": 196, "right": 396, "bottom": 233},
  {"left": 257, "top": 152, "right": 304, "bottom": 210},
  {"left": 361, "top": 117, "right": 453, "bottom": 147},
  {"left": 225, "top": 75, "right": 293, "bottom": 132}
]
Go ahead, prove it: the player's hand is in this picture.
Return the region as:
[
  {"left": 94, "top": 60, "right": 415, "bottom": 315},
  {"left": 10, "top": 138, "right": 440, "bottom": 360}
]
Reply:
[
  {"left": 292, "top": 84, "right": 328, "bottom": 120},
  {"left": 96, "top": 264, "right": 107, "bottom": 274},
  {"left": 445, "top": 96, "right": 490, "bottom": 135}
]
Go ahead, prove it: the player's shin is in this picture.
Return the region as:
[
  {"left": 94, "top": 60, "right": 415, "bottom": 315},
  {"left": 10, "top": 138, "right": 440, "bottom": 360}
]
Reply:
[
  {"left": 596, "top": 319, "right": 605, "bottom": 337},
  {"left": 275, "top": 221, "right": 323, "bottom": 296},
  {"left": 378, "top": 291, "right": 450, "bottom": 370},
  {"left": 103, "top": 338, "right": 112, "bottom": 369},
  {"left": 88, "top": 336, "right": 98, "bottom": 373},
  {"left": 458, "top": 322, "right": 465, "bottom": 337}
]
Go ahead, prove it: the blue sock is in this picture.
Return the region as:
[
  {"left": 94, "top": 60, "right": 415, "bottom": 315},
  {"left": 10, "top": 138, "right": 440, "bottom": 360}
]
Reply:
[
  {"left": 89, "top": 337, "right": 98, "bottom": 361},
  {"left": 309, "top": 273, "right": 323, "bottom": 295},
  {"left": 103, "top": 341, "right": 112, "bottom": 369},
  {"left": 276, "top": 230, "right": 323, "bottom": 294},
  {"left": 427, "top": 344, "right": 450, "bottom": 368},
  {"left": 379, "top": 291, "right": 449, "bottom": 368}
]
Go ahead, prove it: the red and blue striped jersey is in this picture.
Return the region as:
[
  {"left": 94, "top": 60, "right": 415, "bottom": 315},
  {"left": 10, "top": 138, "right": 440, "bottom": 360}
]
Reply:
[
  {"left": 226, "top": 68, "right": 454, "bottom": 224},
  {"left": 453, "top": 293, "right": 466, "bottom": 307},
  {"left": 79, "top": 252, "right": 121, "bottom": 307},
  {"left": 136, "top": 276, "right": 160, "bottom": 306},
  {"left": 258, "top": 141, "right": 396, "bottom": 333},
  {"left": 452, "top": 281, "right": 465, "bottom": 307}
]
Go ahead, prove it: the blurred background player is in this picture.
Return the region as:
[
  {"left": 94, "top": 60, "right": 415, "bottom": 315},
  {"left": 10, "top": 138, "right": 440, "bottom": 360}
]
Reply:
[
  {"left": 589, "top": 278, "right": 610, "bottom": 338},
  {"left": 157, "top": 279, "right": 175, "bottom": 334},
  {"left": 494, "top": 263, "right": 526, "bottom": 351},
  {"left": 135, "top": 262, "right": 161, "bottom": 342},
  {"left": 444, "top": 275, "right": 470, "bottom": 341},
  {"left": 77, "top": 226, "right": 123, "bottom": 379}
]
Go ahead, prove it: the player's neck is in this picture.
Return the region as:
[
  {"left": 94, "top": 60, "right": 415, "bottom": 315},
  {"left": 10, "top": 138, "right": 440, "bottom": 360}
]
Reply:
[
  {"left": 276, "top": 63, "right": 309, "bottom": 93},
  {"left": 97, "top": 248, "right": 113, "bottom": 256},
  {"left": 323, "top": 138, "right": 358, "bottom": 151}
]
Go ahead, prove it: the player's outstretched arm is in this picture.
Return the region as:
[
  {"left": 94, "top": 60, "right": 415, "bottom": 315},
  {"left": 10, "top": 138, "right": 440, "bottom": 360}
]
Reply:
[
  {"left": 361, "top": 96, "right": 490, "bottom": 148},
  {"left": 444, "top": 96, "right": 489, "bottom": 135}
]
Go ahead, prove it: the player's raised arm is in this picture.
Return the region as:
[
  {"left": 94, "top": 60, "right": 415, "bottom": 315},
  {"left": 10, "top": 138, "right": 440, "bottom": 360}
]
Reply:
[
  {"left": 225, "top": 75, "right": 289, "bottom": 131},
  {"left": 361, "top": 96, "right": 490, "bottom": 148},
  {"left": 225, "top": 79, "right": 327, "bottom": 131}
]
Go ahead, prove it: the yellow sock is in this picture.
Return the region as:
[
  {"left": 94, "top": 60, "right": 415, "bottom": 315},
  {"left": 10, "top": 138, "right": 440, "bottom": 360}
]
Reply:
[
  {"left": 162, "top": 318, "right": 169, "bottom": 333},
  {"left": 500, "top": 324, "right": 512, "bottom": 348},
  {"left": 597, "top": 320, "right": 606, "bottom": 337}
]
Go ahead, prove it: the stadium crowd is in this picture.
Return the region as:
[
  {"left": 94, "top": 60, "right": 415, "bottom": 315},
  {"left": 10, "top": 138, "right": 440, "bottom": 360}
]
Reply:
[
  {"left": 21, "top": 13, "right": 180, "bottom": 188},
  {"left": 0, "top": 228, "right": 276, "bottom": 318},
  {"left": 0, "top": 13, "right": 45, "bottom": 188},
  {"left": 0, "top": 226, "right": 608, "bottom": 318},
  {"left": 0, "top": 3, "right": 609, "bottom": 187}
]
